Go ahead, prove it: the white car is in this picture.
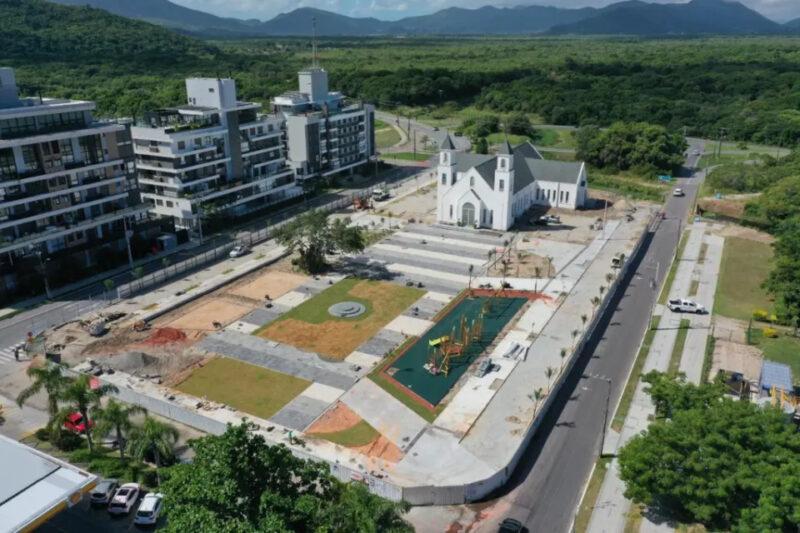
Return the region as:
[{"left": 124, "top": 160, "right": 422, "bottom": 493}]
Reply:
[
  {"left": 673, "top": 188, "right": 685, "bottom": 197},
  {"left": 133, "top": 492, "right": 164, "bottom": 526},
  {"left": 668, "top": 298, "right": 706, "bottom": 314},
  {"left": 229, "top": 245, "right": 249, "bottom": 258},
  {"left": 107, "top": 483, "right": 140, "bottom": 515}
]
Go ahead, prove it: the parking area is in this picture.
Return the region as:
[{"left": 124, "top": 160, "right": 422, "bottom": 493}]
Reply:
[{"left": 38, "top": 494, "right": 165, "bottom": 532}]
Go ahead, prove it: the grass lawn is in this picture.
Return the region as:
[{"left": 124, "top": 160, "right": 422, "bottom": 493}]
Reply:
[
  {"left": 486, "top": 132, "right": 531, "bottom": 145},
  {"left": 375, "top": 119, "right": 389, "bottom": 129},
  {"left": 380, "top": 151, "right": 432, "bottom": 162},
  {"left": 541, "top": 150, "right": 577, "bottom": 162},
  {"left": 574, "top": 456, "right": 612, "bottom": 533},
  {"left": 175, "top": 357, "right": 311, "bottom": 419},
  {"left": 612, "top": 315, "right": 660, "bottom": 432},
  {"left": 658, "top": 231, "right": 689, "bottom": 305},
  {"left": 714, "top": 237, "right": 774, "bottom": 320},
  {"left": 376, "top": 126, "right": 401, "bottom": 149},
  {"left": 591, "top": 172, "right": 668, "bottom": 203},
  {"left": 537, "top": 128, "right": 576, "bottom": 149},
  {"left": 750, "top": 329, "right": 800, "bottom": 385},
  {"left": 256, "top": 278, "right": 424, "bottom": 359},
  {"left": 308, "top": 419, "right": 379, "bottom": 447},
  {"left": 667, "top": 319, "right": 692, "bottom": 377}
]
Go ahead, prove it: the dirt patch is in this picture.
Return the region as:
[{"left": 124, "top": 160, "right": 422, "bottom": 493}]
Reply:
[
  {"left": 710, "top": 339, "right": 763, "bottom": 383},
  {"left": 375, "top": 181, "right": 438, "bottom": 224},
  {"left": 352, "top": 434, "right": 404, "bottom": 463},
  {"left": 166, "top": 299, "right": 251, "bottom": 332},
  {"left": 306, "top": 402, "right": 361, "bottom": 433},
  {"left": 698, "top": 197, "right": 748, "bottom": 219},
  {"left": 229, "top": 271, "right": 308, "bottom": 301},
  {"left": 714, "top": 224, "right": 773, "bottom": 244},
  {"left": 486, "top": 249, "right": 554, "bottom": 278},
  {"left": 143, "top": 327, "right": 187, "bottom": 345}
]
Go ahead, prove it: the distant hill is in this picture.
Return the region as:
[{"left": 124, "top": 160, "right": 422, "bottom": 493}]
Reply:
[
  {"left": 785, "top": 18, "right": 800, "bottom": 30},
  {"left": 548, "top": 0, "right": 784, "bottom": 35},
  {"left": 2, "top": 0, "right": 215, "bottom": 62},
  {"left": 46, "top": 0, "right": 787, "bottom": 37}
]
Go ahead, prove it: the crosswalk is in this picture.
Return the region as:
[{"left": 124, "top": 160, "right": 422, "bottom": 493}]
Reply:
[{"left": 0, "top": 345, "right": 20, "bottom": 366}]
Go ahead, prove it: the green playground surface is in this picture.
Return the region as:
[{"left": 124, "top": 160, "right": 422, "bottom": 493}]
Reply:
[{"left": 385, "top": 295, "right": 527, "bottom": 407}]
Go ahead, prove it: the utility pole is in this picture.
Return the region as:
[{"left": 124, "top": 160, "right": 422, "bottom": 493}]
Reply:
[
  {"left": 413, "top": 129, "right": 417, "bottom": 160},
  {"left": 36, "top": 251, "right": 51, "bottom": 300},
  {"left": 122, "top": 216, "right": 134, "bottom": 270}
]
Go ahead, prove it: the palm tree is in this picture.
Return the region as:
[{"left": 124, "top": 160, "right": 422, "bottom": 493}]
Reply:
[
  {"left": 531, "top": 388, "right": 544, "bottom": 416},
  {"left": 560, "top": 348, "right": 568, "bottom": 372},
  {"left": 127, "top": 417, "right": 179, "bottom": 486},
  {"left": 545, "top": 366, "right": 556, "bottom": 391},
  {"left": 571, "top": 328, "right": 580, "bottom": 349},
  {"left": 94, "top": 399, "right": 146, "bottom": 459},
  {"left": 534, "top": 266, "right": 542, "bottom": 292},
  {"left": 591, "top": 296, "right": 601, "bottom": 316},
  {"left": 581, "top": 314, "right": 588, "bottom": 331},
  {"left": 56, "top": 374, "right": 118, "bottom": 453},
  {"left": 16, "top": 363, "right": 69, "bottom": 439},
  {"left": 468, "top": 264, "right": 474, "bottom": 291},
  {"left": 605, "top": 272, "right": 615, "bottom": 285},
  {"left": 599, "top": 285, "right": 606, "bottom": 298}
]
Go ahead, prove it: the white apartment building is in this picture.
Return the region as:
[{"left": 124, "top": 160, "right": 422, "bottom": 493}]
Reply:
[
  {"left": 132, "top": 78, "right": 300, "bottom": 231},
  {"left": 272, "top": 67, "right": 375, "bottom": 182},
  {"left": 0, "top": 68, "right": 151, "bottom": 299}
]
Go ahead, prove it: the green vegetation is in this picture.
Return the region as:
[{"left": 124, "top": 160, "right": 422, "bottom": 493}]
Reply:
[
  {"left": 576, "top": 122, "right": 687, "bottom": 174},
  {"left": 701, "top": 335, "right": 716, "bottom": 384},
  {"left": 575, "top": 457, "right": 612, "bottom": 533},
  {"left": 176, "top": 357, "right": 311, "bottom": 420},
  {"left": 375, "top": 124, "right": 401, "bottom": 149},
  {"left": 714, "top": 237, "right": 774, "bottom": 320},
  {"left": 749, "top": 329, "right": 800, "bottom": 384},
  {"left": 667, "top": 319, "right": 691, "bottom": 377},
  {"left": 704, "top": 151, "right": 800, "bottom": 196},
  {"left": 611, "top": 315, "right": 661, "bottom": 432},
  {"left": 271, "top": 277, "right": 373, "bottom": 324},
  {"left": 160, "top": 422, "right": 412, "bottom": 532},
  {"left": 275, "top": 210, "right": 365, "bottom": 274},
  {"left": 380, "top": 151, "right": 432, "bottom": 161},
  {"left": 589, "top": 172, "right": 667, "bottom": 202},
  {"left": 658, "top": 232, "right": 689, "bottom": 305},
  {"left": 309, "top": 419, "right": 380, "bottom": 447},
  {"left": 619, "top": 372, "right": 800, "bottom": 531}
]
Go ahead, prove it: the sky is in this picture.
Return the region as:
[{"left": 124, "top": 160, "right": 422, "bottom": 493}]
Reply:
[{"left": 170, "top": 0, "right": 800, "bottom": 23}]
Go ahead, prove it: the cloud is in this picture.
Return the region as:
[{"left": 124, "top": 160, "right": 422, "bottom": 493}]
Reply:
[{"left": 171, "top": 0, "right": 800, "bottom": 22}]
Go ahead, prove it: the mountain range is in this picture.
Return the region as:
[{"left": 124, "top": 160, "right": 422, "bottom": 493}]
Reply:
[{"left": 50, "top": 0, "right": 800, "bottom": 37}]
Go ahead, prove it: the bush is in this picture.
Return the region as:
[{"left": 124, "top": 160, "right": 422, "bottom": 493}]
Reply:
[
  {"left": 34, "top": 428, "right": 50, "bottom": 441},
  {"left": 753, "top": 309, "right": 769, "bottom": 321},
  {"left": 762, "top": 327, "right": 779, "bottom": 338}
]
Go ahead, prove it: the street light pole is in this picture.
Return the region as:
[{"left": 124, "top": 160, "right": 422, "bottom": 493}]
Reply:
[
  {"left": 36, "top": 251, "right": 52, "bottom": 300},
  {"left": 122, "top": 216, "right": 134, "bottom": 270}
]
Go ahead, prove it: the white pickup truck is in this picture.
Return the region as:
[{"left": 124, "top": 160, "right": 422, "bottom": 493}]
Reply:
[{"left": 668, "top": 298, "right": 706, "bottom": 314}]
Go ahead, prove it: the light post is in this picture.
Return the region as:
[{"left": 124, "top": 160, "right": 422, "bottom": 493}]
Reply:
[
  {"left": 36, "top": 251, "right": 52, "bottom": 300},
  {"left": 122, "top": 216, "right": 134, "bottom": 270}
]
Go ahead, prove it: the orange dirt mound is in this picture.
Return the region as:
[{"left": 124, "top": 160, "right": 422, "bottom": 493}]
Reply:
[{"left": 144, "top": 327, "right": 187, "bottom": 345}]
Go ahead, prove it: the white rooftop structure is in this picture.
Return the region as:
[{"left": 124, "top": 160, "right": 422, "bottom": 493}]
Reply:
[{"left": 0, "top": 434, "right": 96, "bottom": 532}]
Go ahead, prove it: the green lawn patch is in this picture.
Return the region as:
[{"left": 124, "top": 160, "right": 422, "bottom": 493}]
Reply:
[
  {"left": 380, "top": 151, "right": 432, "bottom": 162},
  {"left": 658, "top": 231, "right": 689, "bottom": 305},
  {"left": 374, "top": 119, "right": 389, "bottom": 129},
  {"left": 574, "top": 456, "right": 613, "bottom": 533},
  {"left": 701, "top": 335, "right": 716, "bottom": 383},
  {"left": 612, "top": 315, "right": 661, "bottom": 432},
  {"left": 667, "top": 319, "right": 692, "bottom": 377},
  {"left": 176, "top": 357, "right": 311, "bottom": 420},
  {"left": 309, "top": 419, "right": 379, "bottom": 447},
  {"left": 689, "top": 279, "right": 700, "bottom": 297},
  {"left": 749, "top": 329, "right": 800, "bottom": 385},
  {"left": 714, "top": 237, "right": 774, "bottom": 320},
  {"left": 590, "top": 173, "right": 667, "bottom": 203},
  {"left": 541, "top": 150, "right": 577, "bottom": 162},
  {"left": 486, "top": 132, "right": 531, "bottom": 145},
  {"left": 376, "top": 126, "right": 401, "bottom": 149}
]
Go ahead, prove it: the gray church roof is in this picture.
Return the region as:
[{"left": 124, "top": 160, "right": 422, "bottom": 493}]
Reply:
[
  {"left": 441, "top": 133, "right": 456, "bottom": 150},
  {"left": 452, "top": 141, "right": 582, "bottom": 193}
]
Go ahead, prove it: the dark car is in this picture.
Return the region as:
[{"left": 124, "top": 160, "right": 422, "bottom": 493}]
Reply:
[
  {"left": 499, "top": 518, "right": 525, "bottom": 533},
  {"left": 89, "top": 478, "right": 119, "bottom": 505}
]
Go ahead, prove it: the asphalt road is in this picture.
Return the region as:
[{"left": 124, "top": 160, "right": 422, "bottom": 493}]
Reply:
[
  {"left": 375, "top": 111, "right": 471, "bottom": 152},
  {"left": 0, "top": 166, "right": 419, "bottom": 350},
  {"left": 489, "top": 141, "right": 706, "bottom": 532}
]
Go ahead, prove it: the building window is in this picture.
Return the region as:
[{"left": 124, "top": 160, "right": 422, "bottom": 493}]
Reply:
[
  {"left": 208, "top": 88, "right": 215, "bottom": 93},
  {"left": 469, "top": 176, "right": 474, "bottom": 187},
  {"left": 449, "top": 205, "right": 453, "bottom": 218},
  {"left": 441, "top": 173, "right": 446, "bottom": 185},
  {"left": 178, "top": 141, "right": 186, "bottom": 150},
  {"left": 500, "top": 159, "right": 505, "bottom": 169},
  {"left": 565, "top": 191, "right": 570, "bottom": 203},
  {"left": 499, "top": 180, "right": 504, "bottom": 192}
]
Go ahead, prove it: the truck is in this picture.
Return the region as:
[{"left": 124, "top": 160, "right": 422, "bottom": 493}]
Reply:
[{"left": 668, "top": 298, "right": 706, "bottom": 314}]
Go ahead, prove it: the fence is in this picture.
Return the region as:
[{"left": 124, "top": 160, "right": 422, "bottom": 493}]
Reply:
[{"left": 116, "top": 180, "right": 410, "bottom": 299}]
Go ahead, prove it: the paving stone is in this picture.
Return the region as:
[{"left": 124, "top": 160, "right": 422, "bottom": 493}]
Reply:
[{"left": 270, "top": 395, "right": 331, "bottom": 431}]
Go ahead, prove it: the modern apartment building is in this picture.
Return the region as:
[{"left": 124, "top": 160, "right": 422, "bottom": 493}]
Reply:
[
  {"left": 0, "top": 68, "right": 152, "bottom": 299},
  {"left": 132, "top": 78, "right": 300, "bottom": 232},
  {"left": 272, "top": 67, "right": 375, "bottom": 183}
]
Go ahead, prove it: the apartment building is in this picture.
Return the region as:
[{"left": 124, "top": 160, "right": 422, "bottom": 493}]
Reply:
[
  {"left": 272, "top": 67, "right": 375, "bottom": 183},
  {"left": 132, "top": 78, "right": 300, "bottom": 231},
  {"left": 0, "top": 68, "right": 152, "bottom": 299}
]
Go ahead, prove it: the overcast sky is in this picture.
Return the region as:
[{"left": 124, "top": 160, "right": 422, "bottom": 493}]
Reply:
[{"left": 170, "top": 0, "right": 800, "bottom": 23}]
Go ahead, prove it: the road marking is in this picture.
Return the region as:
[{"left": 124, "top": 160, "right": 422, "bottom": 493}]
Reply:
[{"left": 0, "top": 346, "right": 19, "bottom": 365}]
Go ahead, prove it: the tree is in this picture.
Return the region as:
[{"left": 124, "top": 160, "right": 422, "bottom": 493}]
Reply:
[
  {"left": 559, "top": 348, "right": 568, "bottom": 371},
  {"left": 530, "top": 388, "right": 545, "bottom": 416},
  {"left": 160, "top": 422, "right": 411, "bottom": 532},
  {"left": 16, "top": 362, "right": 70, "bottom": 440},
  {"left": 506, "top": 112, "right": 534, "bottom": 137},
  {"left": 276, "top": 210, "right": 365, "bottom": 274},
  {"left": 473, "top": 136, "right": 489, "bottom": 155},
  {"left": 619, "top": 375, "right": 800, "bottom": 531},
  {"left": 581, "top": 314, "right": 589, "bottom": 330},
  {"left": 545, "top": 366, "right": 556, "bottom": 390},
  {"left": 94, "top": 399, "right": 146, "bottom": 459},
  {"left": 127, "top": 417, "right": 179, "bottom": 486},
  {"left": 576, "top": 122, "right": 687, "bottom": 173},
  {"left": 571, "top": 329, "right": 580, "bottom": 349},
  {"left": 764, "top": 216, "right": 800, "bottom": 321},
  {"left": 468, "top": 264, "right": 474, "bottom": 290},
  {"left": 56, "top": 374, "right": 118, "bottom": 453},
  {"left": 591, "top": 296, "right": 601, "bottom": 315}
]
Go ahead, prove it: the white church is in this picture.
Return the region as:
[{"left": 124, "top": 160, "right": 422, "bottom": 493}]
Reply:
[{"left": 436, "top": 135, "right": 588, "bottom": 231}]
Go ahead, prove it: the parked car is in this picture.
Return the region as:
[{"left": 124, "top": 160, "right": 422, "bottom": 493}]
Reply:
[
  {"left": 63, "top": 412, "right": 92, "bottom": 434},
  {"left": 108, "top": 483, "right": 140, "bottom": 515},
  {"left": 534, "top": 214, "right": 561, "bottom": 226},
  {"left": 673, "top": 188, "right": 685, "bottom": 197},
  {"left": 133, "top": 492, "right": 164, "bottom": 526},
  {"left": 498, "top": 518, "right": 525, "bottom": 532},
  {"left": 229, "top": 245, "right": 249, "bottom": 258},
  {"left": 668, "top": 298, "right": 706, "bottom": 314},
  {"left": 89, "top": 479, "right": 119, "bottom": 505}
]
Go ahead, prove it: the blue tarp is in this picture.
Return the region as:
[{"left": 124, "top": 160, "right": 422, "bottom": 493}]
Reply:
[{"left": 760, "top": 360, "right": 793, "bottom": 392}]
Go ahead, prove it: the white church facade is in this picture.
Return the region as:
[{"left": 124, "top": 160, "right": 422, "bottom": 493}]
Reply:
[{"left": 436, "top": 136, "right": 588, "bottom": 231}]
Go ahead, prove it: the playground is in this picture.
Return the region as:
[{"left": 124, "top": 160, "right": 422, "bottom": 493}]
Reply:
[
  {"left": 255, "top": 278, "right": 424, "bottom": 359},
  {"left": 380, "top": 291, "right": 529, "bottom": 408}
]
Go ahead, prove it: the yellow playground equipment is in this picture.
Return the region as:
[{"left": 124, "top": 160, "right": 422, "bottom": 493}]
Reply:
[
  {"left": 426, "top": 313, "right": 485, "bottom": 376},
  {"left": 771, "top": 385, "right": 798, "bottom": 409}
]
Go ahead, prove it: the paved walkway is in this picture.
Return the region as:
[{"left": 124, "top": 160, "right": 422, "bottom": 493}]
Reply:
[{"left": 587, "top": 223, "right": 725, "bottom": 533}]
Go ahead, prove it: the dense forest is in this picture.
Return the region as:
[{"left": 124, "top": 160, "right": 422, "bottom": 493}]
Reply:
[{"left": 3, "top": 1, "right": 800, "bottom": 146}]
